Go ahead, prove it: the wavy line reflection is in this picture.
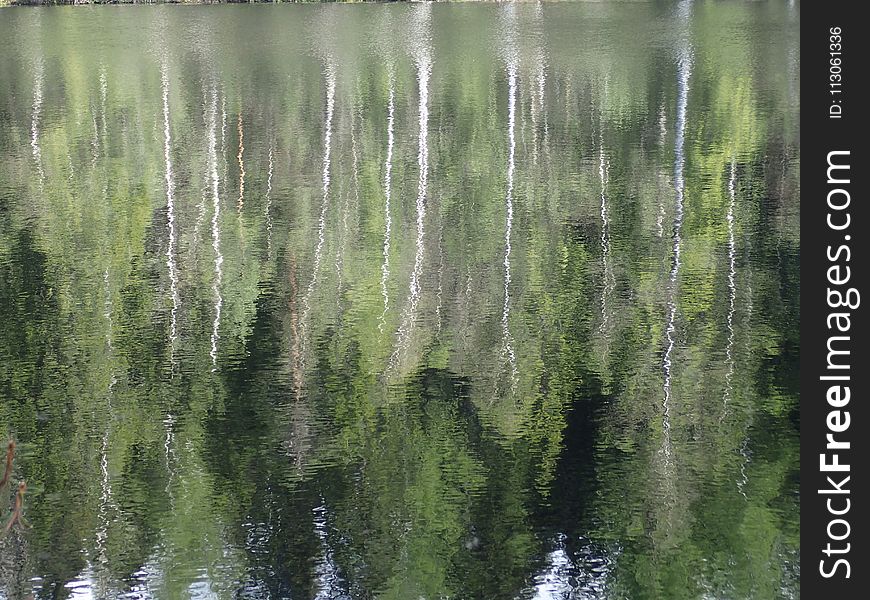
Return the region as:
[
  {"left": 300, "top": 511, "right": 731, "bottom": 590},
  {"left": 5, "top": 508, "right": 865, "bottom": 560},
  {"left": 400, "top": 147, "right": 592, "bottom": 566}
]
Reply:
[
  {"left": 31, "top": 58, "right": 45, "bottom": 190},
  {"left": 265, "top": 143, "right": 274, "bottom": 259},
  {"left": 160, "top": 59, "right": 180, "bottom": 352},
  {"left": 301, "top": 62, "right": 336, "bottom": 365},
  {"left": 208, "top": 88, "right": 224, "bottom": 369},
  {"left": 662, "top": 37, "right": 693, "bottom": 470},
  {"left": 237, "top": 112, "right": 245, "bottom": 216},
  {"left": 722, "top": 159, "right": 737, "bottom": 419},
  {"left": 597, "top": 85, "right": 613, "bottom": 339},
  {"left": 501, "top": 59, "right": 518, "bottom": 384},
  {"left": 496, "top": 1, "right": 519, "bottom": 387},
  {"left": 379, "top": 73, "right": 396, "bottom": 334},
  {"left": 390, "top": 5, "right": 432, "bottom": 372}
]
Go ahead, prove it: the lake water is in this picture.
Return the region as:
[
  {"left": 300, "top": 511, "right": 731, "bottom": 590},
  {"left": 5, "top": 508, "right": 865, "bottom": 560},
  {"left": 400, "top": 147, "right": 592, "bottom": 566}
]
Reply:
[{"left": 0, "top": 3, "right": 799, "bottom": 599}]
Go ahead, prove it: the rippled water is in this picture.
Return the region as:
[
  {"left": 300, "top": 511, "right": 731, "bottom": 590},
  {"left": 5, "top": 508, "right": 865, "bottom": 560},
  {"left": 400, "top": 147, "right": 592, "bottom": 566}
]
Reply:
[{"left": 0, "top": 3, "right": 799, "bottom": 599}]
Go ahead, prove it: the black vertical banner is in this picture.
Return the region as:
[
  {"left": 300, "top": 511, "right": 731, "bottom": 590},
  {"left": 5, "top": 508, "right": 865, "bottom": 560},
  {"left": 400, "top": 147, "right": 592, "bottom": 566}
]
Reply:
[{"left": 802, "top": 1, "right": 868, "bottom": 597}]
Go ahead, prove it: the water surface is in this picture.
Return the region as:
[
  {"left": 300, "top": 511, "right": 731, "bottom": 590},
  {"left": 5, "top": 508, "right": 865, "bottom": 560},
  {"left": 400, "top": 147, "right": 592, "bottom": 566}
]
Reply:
[{"left": 0, "top": 3, "right": 800, "bottom": 599}]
